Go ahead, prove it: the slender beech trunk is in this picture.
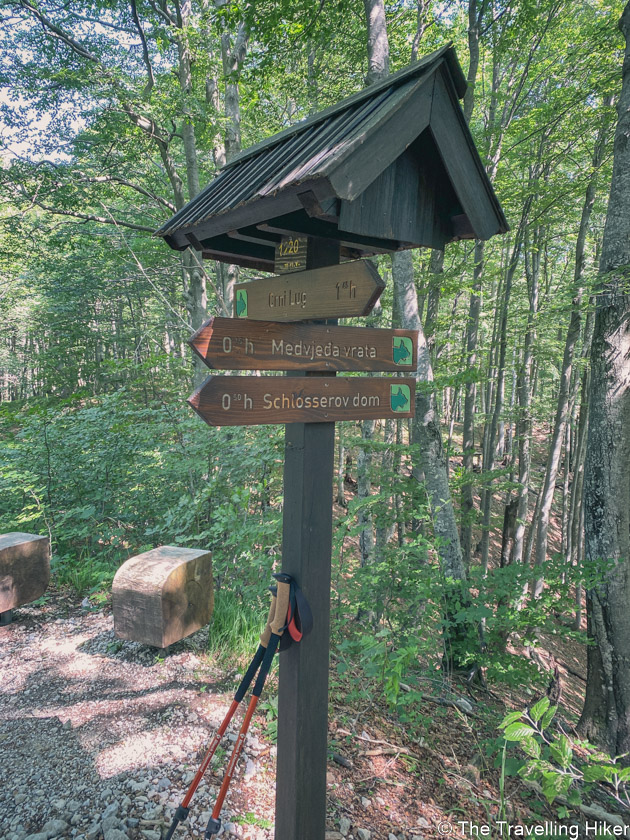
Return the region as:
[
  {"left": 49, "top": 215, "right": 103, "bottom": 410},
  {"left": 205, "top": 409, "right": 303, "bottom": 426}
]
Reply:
[
  {"left": 578, "top": 3, "right": 630, "bottom": 756},
  {"left": 461, "top": 241, "right": 484, "bottom": 569},
  {"left": 532, "top": 107, "right": 612, "bottom": 597},
  {"left": 357, "top": 421, "right": 376, "bottom": 567},
  {"left": 479, "top": 234, "right": 523, "bottom": 573},
  {"left": 363, "top": 0, "right": 389, "bottom": 84},
  {"left": 568, "top": 311, "right": 594, "bottom": 628},
  {"left": 375, "top": 419, "right": 396, "bottom": 562},
  {"left": 215, "top": 8, "right": 248, "bottom": 312},
  {"left": 357, "top": 0, "right": 390, "bottom": 568},
  {"left": 394, "top": 250, "right": 473, "bottom": 668},
  {"left": 394, "top": 250, "right": 467, "bottom": 585}
]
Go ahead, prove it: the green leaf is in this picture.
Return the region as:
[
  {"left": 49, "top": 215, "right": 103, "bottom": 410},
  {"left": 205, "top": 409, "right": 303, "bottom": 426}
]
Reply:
[
  {"left": 521, "top": 737, "right": 541, "bottom": 759},
  {"left": 549, "top": 735, "right": 572, "bottom": 769},
  {"left": 500, "top": 711, "right": 525, "bottom": 729},
  {"left": 540, "top": 705, "right": 558, "bottom": 730},
  {"left": 529, "top": 696, "right": 550, "bottom": 724},
  {"left": 583, "top": 764, "right": 613, "bottom": 783},
  {"left": 504, "top": 723, "right": 536, "bottom": 741},
  {"left": 567, "top": 788, "right": 582, "bottom": 807},
  {"left": 541, "top": 771, "right": 571, "bottom": 804}
]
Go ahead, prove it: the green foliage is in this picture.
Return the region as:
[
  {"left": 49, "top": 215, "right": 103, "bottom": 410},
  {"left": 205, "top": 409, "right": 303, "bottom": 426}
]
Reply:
[
  {"left": 207, "top": 589, "right": 268, "bottom": 661},
  {"left": 258, "top": 694, "right": 279, "bottom": 743},
  {"left": 0, "top": 2, "right": 627, "bottom": 791},
  {"left": 499, "top": 701, "right": 630, "bottom": 812},
  {"left": 0, "top": 388, "right": 283, "bottom": 601}
]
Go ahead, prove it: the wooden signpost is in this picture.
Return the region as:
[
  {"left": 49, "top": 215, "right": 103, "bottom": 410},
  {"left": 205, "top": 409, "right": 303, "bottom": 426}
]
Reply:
[
  {"left": 233, "top": 258, "right": 385, "bottom": 321},
  {"left": 190, "top": 317, "right": 417, "bottom": 372},
  {"left": 187, "top": 239, "right": 417, "bottom": 840},
  {"left": 189, "top": 375, "right": 414, "bottom": 426},
  {"left": 159, "top": 46, "right": 508, "bottom": 837}
]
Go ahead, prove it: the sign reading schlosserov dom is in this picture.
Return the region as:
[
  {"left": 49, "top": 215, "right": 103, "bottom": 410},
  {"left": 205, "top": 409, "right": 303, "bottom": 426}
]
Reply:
[{"left": 189, "top": 376, "right": 415, "bottom": 426}]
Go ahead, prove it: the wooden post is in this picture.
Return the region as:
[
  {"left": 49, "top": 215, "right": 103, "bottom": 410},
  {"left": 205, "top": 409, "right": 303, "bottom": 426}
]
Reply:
[{"left": 275, "top": 238, "right": 340, "bottom": 839}]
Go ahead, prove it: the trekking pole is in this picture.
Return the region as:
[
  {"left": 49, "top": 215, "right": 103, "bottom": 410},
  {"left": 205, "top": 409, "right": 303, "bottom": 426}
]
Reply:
[
  {"left": 204, "top": 577, "right": 291, "bottom": 838},
  {"left": 164, "top": 590, "right": 278, "bottom": 840}
]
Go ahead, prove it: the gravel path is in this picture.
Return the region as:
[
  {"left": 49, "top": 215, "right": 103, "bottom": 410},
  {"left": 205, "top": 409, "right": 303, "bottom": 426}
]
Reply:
[{"left": 0, "top": 595, "right": 275, "bottom": 840}]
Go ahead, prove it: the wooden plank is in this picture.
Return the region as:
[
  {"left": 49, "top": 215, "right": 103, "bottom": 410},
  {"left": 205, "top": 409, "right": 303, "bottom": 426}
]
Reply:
[
  {"left": 0, "top": 533, "right": 50, "bottom": 613},
  {"left": 112, "top": 546, "right": 213, "bottom": 649},
  {"left": 340, "top": 132, "right": 458, "bottom": 249},
  {"left": 227, "top": 228, "right": 282, "bottom": 248},
  {"left": 275, "top": 236, "right": 338, "bottom": 840},
  {"left": 233, "top": 259, "right": 385, "bottom": 321},
  {"left": 188, "top": 375, "right": 415, "bottom": 426},
  {"left": 340, "top": 146, "right": 433, "bottom": 247},
  {"left": 222, "top": 45, "right": 457, "bottom": 171},
  {"left": 258, "top": 210, "right": 400, "bottom": 254},
  {"left": 190, "top": 317, "right": 418, "bottom": 372},
  {"left": 325, "top": 75, "right": 433, "bottom": 202},
  {"left": 276, "top": 419, "right": 334, "bottom": 840},
  {"left": 274, "top": 235, "right": 308, "bottom": 273},
  {"left": 200, "top": 249, "right": 275, "bottom": 272},
  {"left": 166, "top": 179, "right": 334, "bottom": 250},
  {"left": 428, "top": 69, "right": 507, "bottom": 240},
  {"left": 196, "top": 232, "right": 276, "bottom": 262}
]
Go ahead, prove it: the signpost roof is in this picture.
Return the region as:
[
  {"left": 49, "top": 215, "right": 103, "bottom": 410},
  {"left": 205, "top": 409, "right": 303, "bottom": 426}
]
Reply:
[{"left": 155, "top": 44, "right": 508, "bottom": 269}]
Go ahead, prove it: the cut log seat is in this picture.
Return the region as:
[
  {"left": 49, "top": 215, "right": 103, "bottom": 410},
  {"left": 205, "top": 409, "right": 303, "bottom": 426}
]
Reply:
[
  {"left": 112, "top": 545, "right": 213, "bottom": 648},
  {"left": 0, "top": 532, "right": 50, "bottom": 618}
]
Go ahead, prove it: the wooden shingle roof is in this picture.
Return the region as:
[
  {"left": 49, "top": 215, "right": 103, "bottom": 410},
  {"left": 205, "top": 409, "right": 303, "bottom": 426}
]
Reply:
[{"left": 156, "top": 44, "right": 508, "bottom": 270}]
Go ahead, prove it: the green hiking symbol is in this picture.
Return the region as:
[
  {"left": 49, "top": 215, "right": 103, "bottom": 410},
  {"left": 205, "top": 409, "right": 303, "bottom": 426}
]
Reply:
[
  {"left": 390, "top": 384, "right": 410, "bottom": 413},
  {"left": 392, "top": 336, "right": 412, "bottom": 365},
  {"left": 236, "top": 289, "right": 248, "bottom": 318}
]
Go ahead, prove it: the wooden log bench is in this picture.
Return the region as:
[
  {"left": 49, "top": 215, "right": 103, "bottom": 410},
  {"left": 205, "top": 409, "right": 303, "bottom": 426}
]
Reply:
[
  {"left": 0, "top": 532, "right": 51, "bottom": 625},
  {"left": 112, "top": 545, "right": 213, "bottom": 648}
]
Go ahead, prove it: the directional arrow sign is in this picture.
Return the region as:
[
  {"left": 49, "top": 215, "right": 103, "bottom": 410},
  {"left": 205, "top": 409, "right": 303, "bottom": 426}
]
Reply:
[
  {"left": 188, "top": 376, "right": 415, "bottom": 426},
  {"left": 190, "top": 317, "right": 417, "bottom": 372},
  {"left": 233, "top": 259, "right": 385, "bottom": 322}
]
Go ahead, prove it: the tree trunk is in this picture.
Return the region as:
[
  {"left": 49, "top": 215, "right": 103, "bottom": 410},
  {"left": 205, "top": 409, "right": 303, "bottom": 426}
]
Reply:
[
  {"left": 363, "top": 0, "right": 389, "bottom": 84},
  {"left": 393, "top": 250, "right": 473, "bottom": 669},
  {"left": 357, "top": 420, "right": 376, "bottom": 567},
  {"left": 480, "top": 239, "right": 520, "bottom": 573},
  {"left": 394, "top": 250, "right": 467, "bottom": 583},
  {"left": 578, "top": 2, "right": 630, "bottom": 757},
  {"left": 461, "top": 240, "right": 484, "bottom": 569},
  {"left": 532, "top": 105, "right": 612, "bottom": 597}
]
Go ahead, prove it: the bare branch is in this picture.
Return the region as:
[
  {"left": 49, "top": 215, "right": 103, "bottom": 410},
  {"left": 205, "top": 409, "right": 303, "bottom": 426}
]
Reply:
[
  {"left": 74, "top": 174, "right": 177, "bottom": 212},
  {"left": 146, "top": 0, "right": 176, "bottom": 26},
  {"left": 130, "top": 0, "right": 155, "bottom": 97},
  {"left": 18, "top": 0, "right": 100, "bottom": 62},
  {"left": 27, "top": 197, "right": 156, "bottom": 232}
]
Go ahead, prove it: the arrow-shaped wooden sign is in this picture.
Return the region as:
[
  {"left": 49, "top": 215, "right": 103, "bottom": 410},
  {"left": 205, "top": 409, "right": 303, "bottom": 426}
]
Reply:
[
  {"left": 189, "top": 376, "right": 415, "bottom": 426},
  {"left": 190, "top": 317, "right": 417, "bottom": 372},
  {"left": 233, "top": 259, "right": 385, "bottom": 322}
]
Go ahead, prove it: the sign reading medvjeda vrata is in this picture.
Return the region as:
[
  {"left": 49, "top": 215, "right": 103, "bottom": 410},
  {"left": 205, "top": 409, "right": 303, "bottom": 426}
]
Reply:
[{"left": 190, "top": 317, "right": 417, "bottom": 373}]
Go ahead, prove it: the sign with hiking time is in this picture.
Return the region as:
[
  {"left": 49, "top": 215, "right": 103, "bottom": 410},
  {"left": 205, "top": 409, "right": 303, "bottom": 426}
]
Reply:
[
  {"left": 189, "top": 317, "right": 417, "bottom": 372},
  {"left": 233, "top": 259, "right": 385, "bottom": 321},
  {"left": 189, "top": 376, "right": 415, "bottom": 426}
]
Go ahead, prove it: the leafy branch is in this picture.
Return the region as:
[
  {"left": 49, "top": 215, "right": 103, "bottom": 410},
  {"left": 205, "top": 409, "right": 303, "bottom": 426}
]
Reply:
[{"left": 500, "top": 697, "right": 630, "bottom": 823}]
